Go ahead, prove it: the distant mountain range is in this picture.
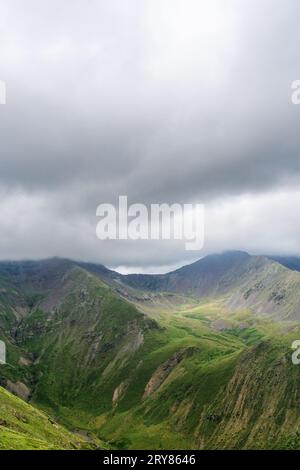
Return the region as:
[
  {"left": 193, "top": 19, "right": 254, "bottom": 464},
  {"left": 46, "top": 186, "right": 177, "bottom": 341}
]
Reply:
[
  {"left": 121, "top": 251, "right": 300, "bottom": 321},
  {"left": 0, "top": 251, "right": 299, "bottom": 449},
  {"left": 4, "top": 250, "right": 297, "bottom": 319}
]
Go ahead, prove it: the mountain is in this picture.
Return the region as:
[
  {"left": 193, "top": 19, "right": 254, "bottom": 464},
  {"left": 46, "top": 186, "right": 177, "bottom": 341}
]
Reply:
[
  {"left": 269, "top": 255, "right": 300, "bottom": 272},
  {"left": 122, "top": 251, "right": 252, "bottom": 294},
  {"left": 121, "top": 251, "right": 300, "bottom": 321},
  {"left": 0, "top": 254, "right": 299, "bottom": 449},
  {"left": 0, "top": 260, "right": 157, "bottom": 406}
]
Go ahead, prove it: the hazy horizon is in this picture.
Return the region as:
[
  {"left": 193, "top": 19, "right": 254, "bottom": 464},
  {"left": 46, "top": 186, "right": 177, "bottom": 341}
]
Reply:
[{"left": 0, "top": 249, "right": 296, "bottom": 275}]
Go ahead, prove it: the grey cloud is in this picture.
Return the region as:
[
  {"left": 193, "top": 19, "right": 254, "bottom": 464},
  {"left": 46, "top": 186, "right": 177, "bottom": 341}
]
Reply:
[{"left": 1, "top": 0, "right": 300, "bottom": 270}]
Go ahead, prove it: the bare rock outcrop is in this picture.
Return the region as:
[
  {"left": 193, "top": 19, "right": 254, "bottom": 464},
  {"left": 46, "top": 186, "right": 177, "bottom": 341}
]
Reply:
[{"left": 6, "top": 380, "right": 31, "bottom": 401}]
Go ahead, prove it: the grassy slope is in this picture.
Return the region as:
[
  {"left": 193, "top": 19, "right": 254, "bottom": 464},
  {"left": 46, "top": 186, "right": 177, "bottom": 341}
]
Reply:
[
  {"left": 90, "top": 300, "right": 299, "bottom": 449},
  {"left": 16, "top": 268, "right": 158, "bottom": 418},
  {"left": 0, "top": 386, "right": 92, "bottom": 450},
  {"left": 0, "top": 265, "right": 150, "bottom": 449}
]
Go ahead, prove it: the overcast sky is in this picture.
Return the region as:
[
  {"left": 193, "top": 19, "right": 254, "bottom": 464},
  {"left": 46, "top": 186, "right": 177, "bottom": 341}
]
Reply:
[{"left": 1, "top": 0, "right": 300, "bottom": 273}]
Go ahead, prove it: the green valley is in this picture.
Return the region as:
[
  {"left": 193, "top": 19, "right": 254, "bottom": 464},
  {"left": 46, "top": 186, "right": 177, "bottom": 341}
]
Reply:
[{"left": 0, "top": 253, "right": 299, "bottom": 449}]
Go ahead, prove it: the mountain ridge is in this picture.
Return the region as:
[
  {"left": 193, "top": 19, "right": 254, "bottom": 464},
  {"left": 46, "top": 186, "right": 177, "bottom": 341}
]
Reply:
[{"left": 2, "top": 251, "right": 300, "bottom": 320}]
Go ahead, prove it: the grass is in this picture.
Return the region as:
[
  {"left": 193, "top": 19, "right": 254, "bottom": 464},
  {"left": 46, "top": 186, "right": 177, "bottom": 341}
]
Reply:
[{"left": 0, "top": 386, "right": 95, "bottom": 450}]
